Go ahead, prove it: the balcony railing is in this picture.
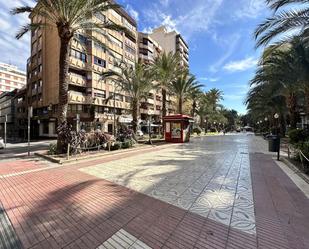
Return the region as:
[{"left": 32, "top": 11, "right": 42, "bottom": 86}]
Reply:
[{"left": 69, "top": 73, "right": 87, "bottom": 87}]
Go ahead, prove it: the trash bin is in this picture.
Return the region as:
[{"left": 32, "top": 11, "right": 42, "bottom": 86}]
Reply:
[{"left": 268, "top": 135, "right": 280, "bottom": 152}]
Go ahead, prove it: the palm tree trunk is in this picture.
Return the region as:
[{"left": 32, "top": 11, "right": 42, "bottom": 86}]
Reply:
[
  {"left": 191, "top": 100, "right": 196, "bottom": 117},
  {"left": 287, "top": 93, "right": 298, "bottom": 129},
  {"left": 56, "top": 36, "right": 71, "bottom": 152},
  {"left": 132, "top": 99, "right": 139, "bottom": 133},
  {"left": 178, "top": 97, "right": 183, "bottom": 114},
  {"left": 162, "top": 88, "right": 167, "bottom": 118}
]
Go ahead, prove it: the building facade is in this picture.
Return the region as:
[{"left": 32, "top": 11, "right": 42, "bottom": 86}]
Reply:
[
  {"left": 149, "top": 26, "right": 189, "bottom": 68},
  {"left": 0, "top": 63, "right": 26, "bottom": 95},
  {"left": 137, "top": 33, "right": 163, "bottom": 123},
  {"left": 27, "top": 5, "right": 138, "bottom": 137},
  {"left": 0, "top": 88, "right": 28, "bottom": 141}
]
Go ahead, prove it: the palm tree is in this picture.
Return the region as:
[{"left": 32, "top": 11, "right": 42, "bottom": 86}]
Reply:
[
  {"left": 12, "top": 0, "right": 128, "bottom": 151},
  {"left": 207, "top": 88, "right": 224, "bottom": 112},
  {"left": 169, "top": 71, "right": 202, "bottom": 114},
  {"left": 248, "top": 45, "right": 301, "bottom": 128},
  {"left": 255, "top": 0, "right": 309, "bottom": 47},
  {"left": 196, "top": 92, "right": 211, "bottom": 129},
  {"left": 152, "top": 52, "right": 182, "bottom": 119},
  {"left": 188, "top": 87, "right": 203, "bottom": 117},
  {"left": 102, "top": 61, "right": 155, "bottom": 133}
]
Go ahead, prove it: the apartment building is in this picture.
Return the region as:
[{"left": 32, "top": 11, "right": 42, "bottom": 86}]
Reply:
[
  {"left": 0, "top": 63, "right": 26, "bottom": 94},
  {"left": 27, "top": 4, "right": 138, "bottom": 137},
  {"left": 137, "top": 33, "right": 163, "bottom": 123},
  {"left": 149, "top": 26, "right": 189, "bottom": 68},
  {"left": 0, "top": 88, "right": 28, "bottom": 141}
]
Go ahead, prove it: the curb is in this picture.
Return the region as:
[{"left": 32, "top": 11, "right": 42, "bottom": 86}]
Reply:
[
  {"left": 34, "top": 152, "right": 62, "bottom": 164},
  {"left": 35, "top": 142, "right": 174, "bottom": 165},
  {"left": 281, "top": 156, "right": 309, "bottom": 184}
]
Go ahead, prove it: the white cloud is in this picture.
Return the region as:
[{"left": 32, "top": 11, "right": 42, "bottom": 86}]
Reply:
[
  {"left": 223, "top": 57, "right": 258, "bottom": 72},
  {"left": 234, "top": 0, "right": 266, "bottom": 19},
  {"left": 159, "top": 0, "right": 170, "bottom": 7},
  {"left": 141, "top": 26, "right": 153, "bottom": 33},
  {"left": 0, "top": 0, "right": 34, "bottom": 70},
  {"left": 199, "top": 77, "right": 219, "bottom": 82},
  {"left": 126, "top": 4, "right": 139, "bottom": 21},
  {"left": 144, "top": 0, "right": 223, "bottom": 39},
  {"left": 209, "top": 33, "right": 241, "bottom": 73}
]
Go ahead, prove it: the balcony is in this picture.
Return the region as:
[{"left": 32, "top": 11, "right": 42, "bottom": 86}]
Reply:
[
  {"left": 139, "top": 43, "right": 154, "bottom": 53},
  {"left": 69, "top": 57, "right": 87, "bottom": 70},
  {"left": 139, "top": 54, "right": 153, "bottom": 62},
  {"left": 68, "top": 91, "right": 87, "bottom": 104},
  {"left": 69, "top": 73, "right": 87, "bottom": 87}
]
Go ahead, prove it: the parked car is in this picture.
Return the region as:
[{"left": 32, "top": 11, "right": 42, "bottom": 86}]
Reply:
[{"left": 0, "top": 137, "right": 4, "bottom": 149}]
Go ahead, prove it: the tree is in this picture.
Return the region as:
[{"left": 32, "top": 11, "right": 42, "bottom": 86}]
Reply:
[
  {"left": 246, "top": 44, "right": 302, "bottom": 130},
  {"left": 152, "top": 52, "right": 182, "bottom": 119},
  {"left": 169, "top": 71, "right": 202, "bottom": 114},
  {"left": 255, "top": 0, "right": 309, "bottom": 47},
  {"left": 102, "top": 61, "right": 155, "bottom": 133},
  {"left": 188, "top": 87, "right": 203, "bottom": 117},
  {"left": 206, "top": 88, "right": 224, "bottom": 111},
  {"left": 12, "top": 0, "right": 128, "bottom": 152}
]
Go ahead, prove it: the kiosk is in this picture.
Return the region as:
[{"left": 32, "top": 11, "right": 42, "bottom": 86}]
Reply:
[{"left": 163, "top": 114, "right": 193, "bottom": 143}]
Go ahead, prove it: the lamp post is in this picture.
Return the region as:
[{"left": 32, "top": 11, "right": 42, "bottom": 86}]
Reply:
[
  {"left": 273, "top": 113, "right": 281, "bottom": 160},
  {"left": 274, "top": 113, "right": 279, "bottom": 135}
]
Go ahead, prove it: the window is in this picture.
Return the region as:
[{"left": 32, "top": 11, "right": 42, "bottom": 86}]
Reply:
[
  {"left": 94, "top": 42, "right": 106, "bottom": 52},
  {"left": 70, "top": 49, "right": 87, "bottom": 62},
  {"left": 125, "top": 96, "right": 131, "bottom": 103},
  {"left": 109, "top": 35, "right": 123, "bottom": 48},
  {"left": 142, "top": 38, "right": 149, "bottom": 45},
  {"left": 78, "top": 34, "right": 87, "bottom": 45},
  {"left": 125, "top": 45, "right": 136, "bottom": 54},
  {"left": 94, "top": 56, "right": 106, "bottom": 67},
  {"left": 94, "top": 90, "right": 106, "bottom": 99},
  {"left": 94, "top": 13, "right": 106, "bottom": 23},
  {"left": 115, "top": 94, "right": 123, "bottom": 101}
]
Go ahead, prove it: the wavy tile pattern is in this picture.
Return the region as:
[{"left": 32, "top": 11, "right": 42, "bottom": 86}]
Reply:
[{"left": 80, "top": 136, "right": 256, "bottom": 234}]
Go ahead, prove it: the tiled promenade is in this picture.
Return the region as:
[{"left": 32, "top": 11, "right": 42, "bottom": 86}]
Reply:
[{"left": 0, "top": 135, "right": 308, "bottom": 248}]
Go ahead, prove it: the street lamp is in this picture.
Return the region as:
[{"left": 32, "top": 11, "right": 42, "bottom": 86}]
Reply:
[{"left": 274, "top": 113, "right": 280, "bottom": 135}]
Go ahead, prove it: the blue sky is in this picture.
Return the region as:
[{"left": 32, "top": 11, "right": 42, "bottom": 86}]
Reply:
[{"left": 0, "top": 0, "right": 271, "bottom": 114}]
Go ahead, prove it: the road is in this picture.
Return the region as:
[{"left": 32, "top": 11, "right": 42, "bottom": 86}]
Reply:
[{"left": 0, "top": 140, "right": 56, "bottom": 160}]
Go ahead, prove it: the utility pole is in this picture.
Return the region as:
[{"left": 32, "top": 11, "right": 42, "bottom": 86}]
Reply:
[{"left": 28, "top": 106, "right": 32, "bottom": 156}]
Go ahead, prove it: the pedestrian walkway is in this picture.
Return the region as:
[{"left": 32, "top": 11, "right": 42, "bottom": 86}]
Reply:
[{"left": 0, "top": 135, "right": 307, "bottom": 248}]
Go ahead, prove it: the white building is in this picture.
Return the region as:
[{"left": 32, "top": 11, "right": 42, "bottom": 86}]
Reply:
[
  {"left": 149, "top": 26, "right": 189, "bottom": 68},
  {"left": 0, "top": 63, "right": 26, "bottom": 94}
]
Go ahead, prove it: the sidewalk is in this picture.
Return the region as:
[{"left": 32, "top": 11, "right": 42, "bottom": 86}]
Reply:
[{"left": 0, "top": 135, "right": 307, "bottom": 249}]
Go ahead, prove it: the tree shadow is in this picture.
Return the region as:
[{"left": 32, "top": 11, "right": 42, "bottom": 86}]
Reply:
[{"left": 1, "top": 134, "right": 297, "bottom": 249}]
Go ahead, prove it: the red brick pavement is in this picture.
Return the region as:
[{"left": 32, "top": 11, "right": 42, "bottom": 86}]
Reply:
[
  {"left": 250, "top": 153, "right": 309, "bottom": 249},
  {"left": 0, "top": 148, "right": 308, "bottom": 249},
  {"left": 0, "top": 159, "right": 45, "bottom": 175}
]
